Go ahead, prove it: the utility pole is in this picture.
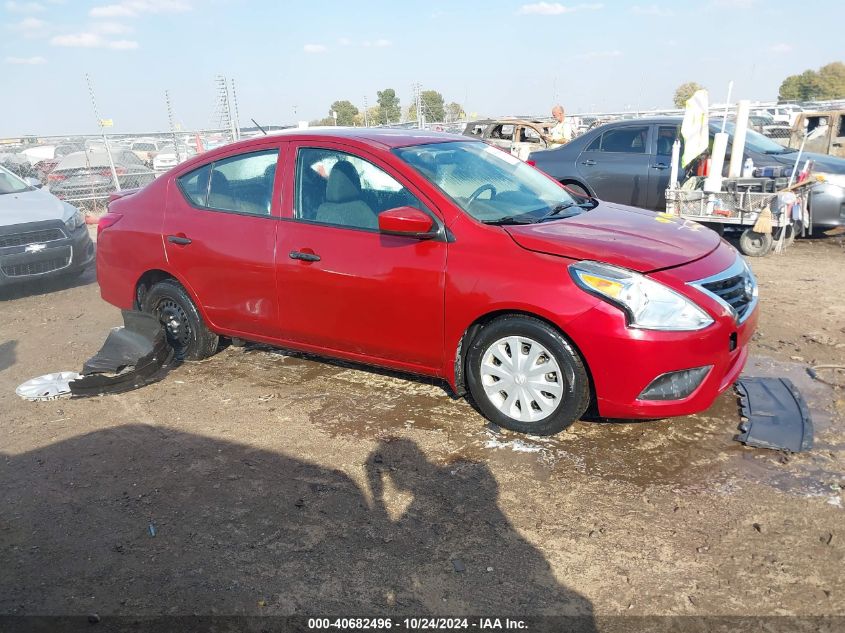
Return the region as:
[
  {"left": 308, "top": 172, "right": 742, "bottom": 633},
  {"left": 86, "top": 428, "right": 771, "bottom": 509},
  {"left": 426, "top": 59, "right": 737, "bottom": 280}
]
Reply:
[
  {"left": 85, "top": 73, "right": 120, "bottom": 192},
  {"left": 165, "top": 90, "right": 181, "bottom": 163},
  {"left": 230, "top": 78, "right": 241, "bottom": 141},
  {"left": 413, "top": 82, "right": 424, "bottom": 129},
  {"left": 363, "top": 96, "right": 369, "bottom": 127}
]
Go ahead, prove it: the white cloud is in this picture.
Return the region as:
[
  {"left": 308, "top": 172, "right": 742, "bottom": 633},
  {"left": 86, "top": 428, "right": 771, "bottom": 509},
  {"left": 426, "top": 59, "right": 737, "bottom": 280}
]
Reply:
[
  {"left": 93, "top": 21, "right": 133, "bottom": 34},
  {"left": 4, "top": 55, "right": 46, "bottom": 64},
  {"left": 50, "top": 31, "right": 138, "bottom": 49},
  {"left": 630, "top": 4, "right": 673, "bottom": 16},
  {"left": 338, "top": 37, "right": 351, "bottom": 46},
  {"left": 576, "top": 49, "right": 622, "bottom": 60},
  {"left": 4, "top": 1, "right": 45, "bottom": 13},
  {"left": 8, "top": 16, "right": 45, "bottom": 30},
  {"left": 303, "top": 43, "right": 326, "bottom": 53},
  {"left": 769, "top": 43, "right": 792, "bottom": 53},
  {"left": 363, "top": 38, "right": 392, "bottom": 48},
  {"left": 89, "top": 0, "right": 191, "bottom": 19},
  {"left": 518, "top": 2, "right": 603, "bottom": 15}
]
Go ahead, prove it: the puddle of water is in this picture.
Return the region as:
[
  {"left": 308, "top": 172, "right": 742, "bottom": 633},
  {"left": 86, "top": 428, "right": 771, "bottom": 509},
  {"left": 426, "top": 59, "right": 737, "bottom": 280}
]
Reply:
[{"left": 192, "top": 346, "right": 843, "bottom": 500}]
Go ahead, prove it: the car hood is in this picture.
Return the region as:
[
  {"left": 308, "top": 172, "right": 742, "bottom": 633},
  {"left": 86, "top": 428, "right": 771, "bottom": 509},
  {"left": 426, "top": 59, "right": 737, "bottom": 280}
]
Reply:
[
  {"left": 0, "top": 187, "right": 73, "bottom": 226},
  {"left": 504, "top": 202, "right": 721, "bottom": 273},
  {"left": 763, "top": 150, "right": 845, "bottom": 174}
]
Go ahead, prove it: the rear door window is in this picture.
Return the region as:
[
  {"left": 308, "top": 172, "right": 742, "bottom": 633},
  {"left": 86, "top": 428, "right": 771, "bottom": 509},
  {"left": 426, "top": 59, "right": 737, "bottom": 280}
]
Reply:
[
  {"left": 177, "top": 149, "right": 278, "bottom": 215},
  {"left": 597, "top": 126, "right": 649, "bottom": 153}
]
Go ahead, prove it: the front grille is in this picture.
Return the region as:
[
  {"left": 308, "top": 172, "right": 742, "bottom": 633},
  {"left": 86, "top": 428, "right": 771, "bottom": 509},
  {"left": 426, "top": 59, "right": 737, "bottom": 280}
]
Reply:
[
  {"left": 2, "top": 255, "right": 71, "bottom": 277},
  {"left": 701, "top": 274, "right": 753, "bottom": 320},
  {"left": 0, "top": 228, "right": 65, "bottom": 248}
]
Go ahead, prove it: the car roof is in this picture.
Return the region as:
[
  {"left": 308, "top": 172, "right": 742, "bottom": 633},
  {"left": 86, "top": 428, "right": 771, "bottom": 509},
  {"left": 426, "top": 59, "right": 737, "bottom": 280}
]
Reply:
[
  {"left": 56, "top": 149, "right": 138, "bottom": 168},
  {"left": 257, "top": 127, "right": 472, "bottom": 149}
]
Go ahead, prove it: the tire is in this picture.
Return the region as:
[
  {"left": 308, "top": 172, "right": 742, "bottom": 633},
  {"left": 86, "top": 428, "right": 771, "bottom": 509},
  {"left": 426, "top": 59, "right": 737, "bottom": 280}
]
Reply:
[
  {"left": 739, "top": 229, "right": 773, "bottom": 257},
  {"left": 141, "top": 279, "right": 218, "bottom": 360},
  {"left": 773, "top": 221, "right": 798, "bottom": 249},
  {"left": 561, "top": 180, "right": 590, "bottom": 199},
  {"left": 465, "top": 316, "right": 590, "bottom": 436}
]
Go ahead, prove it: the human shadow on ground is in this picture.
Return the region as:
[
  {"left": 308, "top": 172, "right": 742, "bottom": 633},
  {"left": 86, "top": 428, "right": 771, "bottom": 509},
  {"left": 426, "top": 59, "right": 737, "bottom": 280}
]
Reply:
[{"left": 0, "top": 425, "right": 594, "bottom": 628}]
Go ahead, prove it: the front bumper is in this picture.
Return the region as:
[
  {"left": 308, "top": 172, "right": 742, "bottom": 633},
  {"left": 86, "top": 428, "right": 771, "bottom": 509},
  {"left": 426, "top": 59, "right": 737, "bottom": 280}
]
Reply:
[
  {"left": 0, "top": 220, "right": 95, "bottom": 286},
  {"left": 565, "top": 249, "right": 758, "bottom": 419}
]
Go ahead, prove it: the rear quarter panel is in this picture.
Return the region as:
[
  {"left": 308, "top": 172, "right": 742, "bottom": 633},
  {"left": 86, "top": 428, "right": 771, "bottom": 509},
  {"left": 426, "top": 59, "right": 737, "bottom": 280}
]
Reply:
[{"left": 97, "top": 178, "right": 169, "bottom": 309}]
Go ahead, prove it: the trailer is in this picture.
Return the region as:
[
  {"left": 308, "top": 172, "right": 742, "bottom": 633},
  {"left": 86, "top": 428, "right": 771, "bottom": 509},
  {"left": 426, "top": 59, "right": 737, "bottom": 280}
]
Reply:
[{"left": 665, "top": 177, "right": 810, "bottom": 257}]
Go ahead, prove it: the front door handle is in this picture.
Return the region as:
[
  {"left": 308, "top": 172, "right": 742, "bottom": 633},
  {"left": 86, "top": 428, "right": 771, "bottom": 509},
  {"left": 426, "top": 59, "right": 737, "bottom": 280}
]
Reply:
[
  {"left": 581, "top": 159, "right": 596, "bottom": 166},
  {"left": 289, "top": 250, "right": 321, "bottom": 262},
  {"left": 167, "top": 235, "right": 192, "bottom": 245},
  {"left": 651, "top": 163, "right": 669, "bottom": 170}
]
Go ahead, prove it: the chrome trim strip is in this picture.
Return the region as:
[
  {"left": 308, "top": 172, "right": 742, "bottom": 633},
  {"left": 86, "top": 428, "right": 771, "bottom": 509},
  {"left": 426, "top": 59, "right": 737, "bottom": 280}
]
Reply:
[{"left": 689, "top": 255, "right": 758, "bottom": 325}]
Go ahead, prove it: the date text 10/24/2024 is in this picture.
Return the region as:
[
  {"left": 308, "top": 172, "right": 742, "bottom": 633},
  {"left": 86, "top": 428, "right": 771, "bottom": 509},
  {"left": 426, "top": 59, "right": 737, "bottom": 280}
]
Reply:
[{"left": 307, "top": 618, "right": 529, "bottom": 630}]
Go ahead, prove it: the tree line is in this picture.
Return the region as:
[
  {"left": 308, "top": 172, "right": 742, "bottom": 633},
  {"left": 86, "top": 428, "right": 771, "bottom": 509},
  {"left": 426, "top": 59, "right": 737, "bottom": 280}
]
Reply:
[
  {"left": 672, "top": 61, "right": 844, "bottom": 110},
  {"left": 311, "top": 88, "right": 465, "bottom": 127}
]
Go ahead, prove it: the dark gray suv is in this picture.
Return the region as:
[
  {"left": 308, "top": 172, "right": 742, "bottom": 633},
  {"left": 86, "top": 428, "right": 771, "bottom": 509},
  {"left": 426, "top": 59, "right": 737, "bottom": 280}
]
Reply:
[{"left": 528, "top": 116, "right": 845, "bottom": 228}]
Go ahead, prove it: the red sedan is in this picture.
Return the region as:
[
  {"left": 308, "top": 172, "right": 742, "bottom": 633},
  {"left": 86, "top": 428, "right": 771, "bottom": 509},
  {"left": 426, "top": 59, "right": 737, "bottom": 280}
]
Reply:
[{"left": 97, "top": 129, "right": 758, "bottom": 435}]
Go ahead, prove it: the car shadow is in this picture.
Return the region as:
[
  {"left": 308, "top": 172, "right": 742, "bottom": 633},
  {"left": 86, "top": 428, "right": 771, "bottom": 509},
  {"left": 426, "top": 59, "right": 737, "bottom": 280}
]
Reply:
[
  {"left": 0, "top": 265, "right": 95, "bottom": 301},
  {"left": 240, "top": 342, "right": 457, "bottom": 398},
  {"left": 0, "top": 426, "right": 596, "bottom": 626},
  {"left": 0, "top": 339, "right": 16, "bottom": 372}
]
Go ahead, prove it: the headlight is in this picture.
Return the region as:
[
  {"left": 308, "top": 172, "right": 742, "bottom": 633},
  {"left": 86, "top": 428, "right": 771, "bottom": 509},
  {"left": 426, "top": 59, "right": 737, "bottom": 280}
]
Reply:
[
  {"left": 64, "top": 209, "right": 84, "bottom": 231},
  {"left": 570, "top": 261, "right": 714, "bottom": 331}
]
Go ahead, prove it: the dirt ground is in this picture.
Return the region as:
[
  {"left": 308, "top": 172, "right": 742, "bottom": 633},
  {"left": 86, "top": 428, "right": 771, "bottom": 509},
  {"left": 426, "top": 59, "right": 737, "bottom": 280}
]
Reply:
[{"left": 1, "top": 230, "right": 843, "bottom": 626}]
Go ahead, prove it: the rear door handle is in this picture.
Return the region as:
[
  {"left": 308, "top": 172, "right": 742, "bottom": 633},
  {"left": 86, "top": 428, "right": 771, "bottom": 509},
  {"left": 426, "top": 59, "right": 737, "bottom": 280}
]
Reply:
[
  {"left": 651, "top": 163, "right": 669, "bottom": 170},
  {"left": 167, "top": 235, "right": 192, "bottom": 245},
  {"left": 581, "top": 159, "right": 596, "bottom": 166},
  {"left": 289, "top": 250, "right": 321, "bottom": 262}
]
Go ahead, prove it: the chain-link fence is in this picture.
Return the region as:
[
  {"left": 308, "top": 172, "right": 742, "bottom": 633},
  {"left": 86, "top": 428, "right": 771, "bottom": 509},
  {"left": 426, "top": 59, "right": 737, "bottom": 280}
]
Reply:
[{"left": 0, "top": 128, "right": 236, "bottom": 214}]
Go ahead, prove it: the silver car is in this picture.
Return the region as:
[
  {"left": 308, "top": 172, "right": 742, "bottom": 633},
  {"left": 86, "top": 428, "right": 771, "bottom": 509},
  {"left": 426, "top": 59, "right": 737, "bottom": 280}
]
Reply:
[{"left": 0, "top": 165, "right": 94, "bottom": 286}]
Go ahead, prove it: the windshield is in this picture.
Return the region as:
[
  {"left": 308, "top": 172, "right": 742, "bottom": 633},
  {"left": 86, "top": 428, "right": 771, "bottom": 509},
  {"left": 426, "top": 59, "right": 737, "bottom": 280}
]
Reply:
[
  {"left": 717, "top": 121, "right": 795, "bottom": 155},
  {"left": 0, "top": 164, "right": 32, "bottom": 195},
  {"left": 394, "top": 141, "right": 586, "bottom": 224}
]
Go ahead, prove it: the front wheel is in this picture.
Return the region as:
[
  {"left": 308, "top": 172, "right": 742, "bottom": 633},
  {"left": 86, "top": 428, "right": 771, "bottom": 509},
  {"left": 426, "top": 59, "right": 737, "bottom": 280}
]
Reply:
[
  {"left": 465, "top": 316, "right": 591, "bottom": 435},
  {"left": 142, "top": 279, "right": 219, "bottom": 360}
]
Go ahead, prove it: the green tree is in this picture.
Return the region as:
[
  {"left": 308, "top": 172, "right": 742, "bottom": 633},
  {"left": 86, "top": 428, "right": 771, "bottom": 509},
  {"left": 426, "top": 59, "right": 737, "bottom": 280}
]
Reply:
[
  {"left": 778, "top": 70, "right": 823, "bottom": 101},
  {"left": 778, "top": 62, "right": 845, "bottom": 101},
  {"left": 353, "top": 106, "right": 382, "bottom": 127},
  {"left": 376, "top": 88, "right": 401, "bottom": 123},
  {"left": 329, "top": 100, "right": 359, "bottom": 126},
  {"left": 409, "top": 90, "right": 446, "bottom": 123},
  {"left": 445, "top": 102, "right": 465, "bottom": 122},
  {"left": 817, "top": 62, "right": 845, "bottom": 99},
  {"left": 673, "top": 82, "right": 705, "bottom": 108}
]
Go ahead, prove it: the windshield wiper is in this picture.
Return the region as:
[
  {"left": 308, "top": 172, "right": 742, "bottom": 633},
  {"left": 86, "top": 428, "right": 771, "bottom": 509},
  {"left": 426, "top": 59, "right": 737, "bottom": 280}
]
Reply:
[
  {"left": 537, "top": 201, "right": 593, "bottom": 222},
  {"left": 484, "top": 216, "right": 536, "bottom": 226},
  {"left": 765, "top": 147, "right": 796, "bottom": 154}
]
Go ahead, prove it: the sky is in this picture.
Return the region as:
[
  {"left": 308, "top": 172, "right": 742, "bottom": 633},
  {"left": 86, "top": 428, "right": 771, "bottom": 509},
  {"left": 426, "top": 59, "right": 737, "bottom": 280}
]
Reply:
[{"left": 0, "top": 0, "right": 841, "bottom": 136}]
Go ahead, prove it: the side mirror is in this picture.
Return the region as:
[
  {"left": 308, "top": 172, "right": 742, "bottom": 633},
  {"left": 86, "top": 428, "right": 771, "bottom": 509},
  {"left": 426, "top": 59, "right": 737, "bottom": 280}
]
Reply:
[
  {"left": 25, "top": 177, "right": 43, "bottom": 189},
  {"left": 378, "top": 206, "right": 437, "bottom": 239}
]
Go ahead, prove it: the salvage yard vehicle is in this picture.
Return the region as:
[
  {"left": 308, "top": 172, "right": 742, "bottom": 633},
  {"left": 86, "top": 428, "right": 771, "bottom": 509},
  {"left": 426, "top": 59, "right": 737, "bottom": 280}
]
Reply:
[
  {"left": 529, "top": 116, "right": 845, "bottom": 229},
  {"left": 462, "top": 119, "right": 554, "bottom": 161},
  {"left": 788, "top": 110, "right": 845, "bottom": 158},
  {"left": 0, "top": 164, "right": 95, "bottom": 286},
  {"left": 97, "top": 129, "right": 758, "bottom": 435},
  {"left": 48, "top": 149, "right": 156, "bottom": 209}
]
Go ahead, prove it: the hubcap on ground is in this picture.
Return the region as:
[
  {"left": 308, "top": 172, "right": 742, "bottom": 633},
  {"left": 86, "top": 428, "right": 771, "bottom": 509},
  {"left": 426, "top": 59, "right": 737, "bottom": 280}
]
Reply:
[{"left": 480, "top": 336, "right": 563, "bottom": 422}]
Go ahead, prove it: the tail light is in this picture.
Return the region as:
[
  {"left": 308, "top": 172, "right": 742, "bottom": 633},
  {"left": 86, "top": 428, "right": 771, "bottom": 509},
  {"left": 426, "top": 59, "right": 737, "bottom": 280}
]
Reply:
[
  {"left": 97, "top": 212, "right": 123, "bottom": 239},
  {"left": 98, "top": 166, "right": 127, "bottom": 177},
  {"left": 527, "top": 160, "right": 537, "bottom": 167}
]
